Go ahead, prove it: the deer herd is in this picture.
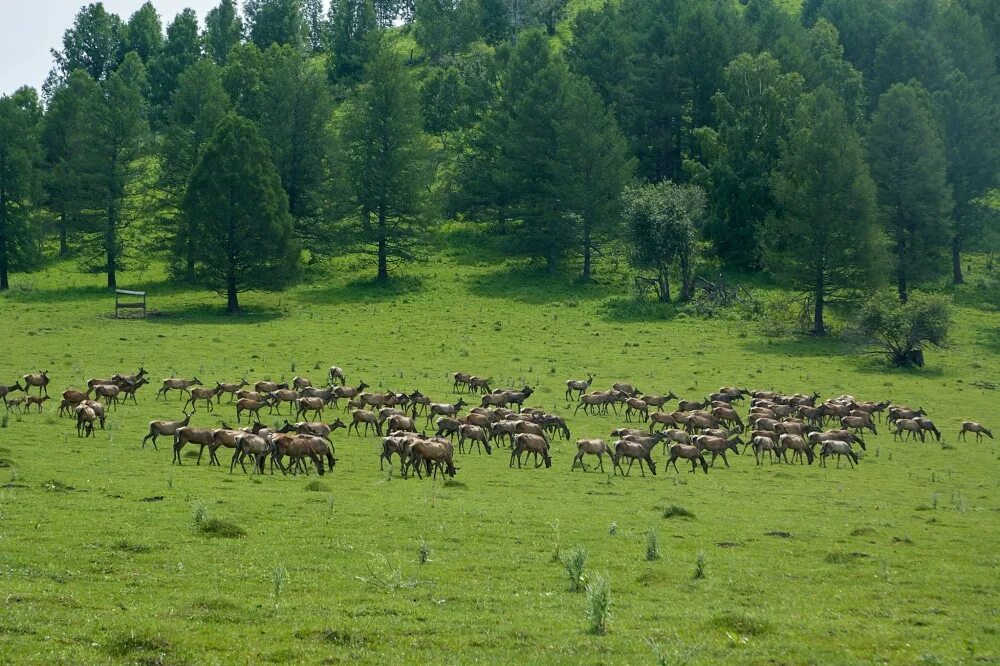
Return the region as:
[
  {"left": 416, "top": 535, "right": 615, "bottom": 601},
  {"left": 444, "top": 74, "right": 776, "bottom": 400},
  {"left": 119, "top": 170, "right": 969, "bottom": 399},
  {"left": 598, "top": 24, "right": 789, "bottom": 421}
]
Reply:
[{"left": 1, "top": 367, "right": 994, "bottom": 480}]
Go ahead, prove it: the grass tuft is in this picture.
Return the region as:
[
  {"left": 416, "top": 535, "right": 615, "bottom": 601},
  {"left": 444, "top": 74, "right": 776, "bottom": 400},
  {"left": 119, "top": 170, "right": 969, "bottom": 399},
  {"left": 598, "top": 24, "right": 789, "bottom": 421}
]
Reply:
[
  {"left": 711, "top": 611, "right": 772, "bottom": 636},
  {"left": 105, "top": 631, "right": 170, "bottom": 657},
  {"left": 646, "top": 530, "right": 660, "bottom": 561},
  {"left": 663, "top": 505, "right": 694, "bottom": 519},
  {"left": 304, "top": 480, "right": 331, "bottom": 492},
  {"left": 694, "top": 552, "right": 706, "bottom": 579},
  {"left": 113, "top": 539, "right": 152, "bottom": 554},
  {"left": 197, "top": 517, "right": 246, "bottom": 538}
]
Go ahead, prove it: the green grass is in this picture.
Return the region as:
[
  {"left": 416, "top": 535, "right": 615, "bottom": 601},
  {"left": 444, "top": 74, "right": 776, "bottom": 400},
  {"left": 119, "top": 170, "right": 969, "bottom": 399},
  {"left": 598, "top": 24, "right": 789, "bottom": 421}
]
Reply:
[{"left": 0, "top": 247, "right": 998, "bottom": 664}]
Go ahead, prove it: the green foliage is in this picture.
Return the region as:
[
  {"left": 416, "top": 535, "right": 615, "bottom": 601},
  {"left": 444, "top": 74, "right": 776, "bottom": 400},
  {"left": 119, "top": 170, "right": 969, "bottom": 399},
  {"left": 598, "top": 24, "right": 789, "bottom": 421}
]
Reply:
[
  {"left": 413, "top": 0, "right": 482, "bottom": 61},
  {"left": 161, "top": 60, "right": 233, "bottom": 282},
  {"left": 51, "top": 3, "right": 126, "bottom": 82},
  {"left": 856, "top": 291, "right": 953, "bottom": 367},
  {"left": 124, "top": 2, "right": 163, "bottom": 64},
  {"left": 149, "top": 10, "right": 202, "bottom": 123},
  {"left": 868, "top": 82, "right": 953, "bottom": 302},
  {"left": 253, "top": 46, "right": 332, "bottom": 227},
  {"left": 335, "top": 34, "right": 431, "bottom": 282},
  {"left": 561, "top": 546, "right": 587, "bottom": 592},
  {"left": 645, "top": 529, "right": 659, "bottom": 561},
  {"left": 623, "top": 181, "right": 705, "bottom": 303},
  {"left": 554, "top": 75, "right": 635, "bottom": 282},
  {"left": 0, "top": 94, "right": 43, "bottom": 289},
  {"left": 763, "top": 87, "right": 884, "bottom": 334},
  {"left": 205, "top": 0, "right": 245, "bottom": 65},
  {"left": 183, "top": 114, "right": 298, "bottom": 312},
  {"left": 245, "top": 0, "right": 309, "bottom": 50},
  {"left": 585, "top": 573, "right": 611, "bottom": 635},
  {"left": 327, "top": 0, "right": 376, "bottom": 85},
  {"left": 68, "top": 54, "right": 151, "bottom": 289},
  {"left": 692, "top": 52, "right": 803, "bottom": 268}
]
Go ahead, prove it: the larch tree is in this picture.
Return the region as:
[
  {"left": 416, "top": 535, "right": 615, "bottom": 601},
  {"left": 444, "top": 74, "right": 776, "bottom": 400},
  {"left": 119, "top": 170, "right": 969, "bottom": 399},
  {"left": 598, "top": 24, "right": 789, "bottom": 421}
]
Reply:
[
  {"left": 763, "top": 87, "right": 885, "bottom": 335},
  {"left": 336, "top": 33, "right": 430, "bottom": 282},
  {"left": 124, "top": 2, "right": 163, "bottom": 64},
  {"left": 69, "top": 53, "right": 150, "bottom": 290},
  {"left": 184, "top": 114, "right": 297, "bottom": 313},
  {"left": 0, "top": 94, "right": 41, "bottom": 290},
  {"left": 868, "top": 81, "right": 953, "bottom": 302},
  {"left": 149, "top": 9, "right": 203, "bottom": 122},
  {"left": 553, "top": 75, "right": 634, "bottom": 282}
]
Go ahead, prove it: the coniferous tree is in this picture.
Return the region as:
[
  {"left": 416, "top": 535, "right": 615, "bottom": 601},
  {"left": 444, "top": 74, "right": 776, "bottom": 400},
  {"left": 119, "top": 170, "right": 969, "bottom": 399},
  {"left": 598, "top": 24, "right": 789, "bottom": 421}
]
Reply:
[
  {"left": 245, "top": 0, "right": 308, "bottom": 50},
  {"left": 149, "top": 10, "right": 202, "bottom": 121},
  {"left": 124, "top": 2, "right": 163, "bottom": 64},
  {"left": 69, "top": 54, "right": 150, "bottom": 289},
  {"left": 161, "top": 60, "right": 232, "bottom": 281},
  {"left": 554, "top": 76, "right": 634, "bottom": 282},
  {"left": 304, "top": 0, "right": 327, "bottom": 51},
  {"left": 868, "top": 82, "right": 953, "bottom": 302},
  {"left": 184, "top": 114, "right": 297, "bottom": 313},
  {"left": 51, "top": 3, "right": 126, "bottom": 82},
  {"left": 936, "top": 73, "right": 1000, "bottom": 284},
  {"left": 254, "top": 45, "right": 332, "bottom": 231},
  {"left": 41, "top": 70, "right": 101, "bottom": 257},
  {"left": 0, "top": 94, "right": 42, "bottom": 290},
  {"left": 763, "top": 87, "right": 884, "bottom": 335},
  {"left": 336, "top": 34, "right": 430, "bottom": 282},
  {"left": 328, "top": 0, "right": 376, "bottom": 85},
  {"left": 205, "top": 0, "right": 245, "bottom": 65}
]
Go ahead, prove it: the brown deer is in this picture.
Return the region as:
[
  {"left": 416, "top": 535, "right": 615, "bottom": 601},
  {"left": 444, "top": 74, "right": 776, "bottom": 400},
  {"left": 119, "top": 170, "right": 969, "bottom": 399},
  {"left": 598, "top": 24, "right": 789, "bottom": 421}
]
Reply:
[
  {"left": 0, "top": 381, "right": 24, "bottom": 406},
  {"left": 142, "top": 412, "right": 191, "bottom": 450},
  {"left": 959, "top": 421, "right": 993, "bottom": 442},
  {"left": 565, "top": 374, "right": 594, "bottom": 401},
  {"left": 23, "top": 371, "right": 50, "bottom": 397},
  {"left": 157, "top": 377, "right": 202, "bottom": 401}
]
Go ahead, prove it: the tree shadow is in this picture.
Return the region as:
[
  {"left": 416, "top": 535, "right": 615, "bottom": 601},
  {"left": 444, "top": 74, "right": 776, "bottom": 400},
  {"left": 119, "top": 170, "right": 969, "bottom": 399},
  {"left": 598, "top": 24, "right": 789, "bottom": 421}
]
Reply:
[
  {"left": 142, "top": 304, "right": 285, "bottom": 324},
  {"left": 299, "top": 275, "right": 425, "bottom": 304},
  {"left": 1, "top": 276, "right": 181, "bottom": 304},
  {"left": 598, "top": 297, "right": 681, "bottom": 323},
  {"left": 738, "top": 335, "right": 854, "bottom": 359},
  {"left": 465, "top": 264, "right": 614, "bottom": 305}
]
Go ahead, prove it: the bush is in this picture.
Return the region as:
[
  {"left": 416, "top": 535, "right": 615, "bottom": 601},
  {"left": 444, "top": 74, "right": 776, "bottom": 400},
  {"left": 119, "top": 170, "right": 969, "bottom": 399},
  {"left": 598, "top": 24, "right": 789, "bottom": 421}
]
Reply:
[{"left": 855, "top": 291, "right": 952, "bottom": 366}]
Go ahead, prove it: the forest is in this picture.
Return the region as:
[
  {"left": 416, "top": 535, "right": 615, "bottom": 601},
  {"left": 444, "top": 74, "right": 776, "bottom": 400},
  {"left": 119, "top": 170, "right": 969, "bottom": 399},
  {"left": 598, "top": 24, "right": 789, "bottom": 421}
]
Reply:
[{"left": 0, "top": 0, "right": 997, "bottom": 332}]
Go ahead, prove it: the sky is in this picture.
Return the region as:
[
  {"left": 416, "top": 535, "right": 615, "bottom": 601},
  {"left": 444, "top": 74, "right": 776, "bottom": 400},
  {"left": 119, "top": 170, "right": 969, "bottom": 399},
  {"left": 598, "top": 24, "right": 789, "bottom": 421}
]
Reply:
[{"left": 0, "top": 0, "right": 223, "bottom": 95}]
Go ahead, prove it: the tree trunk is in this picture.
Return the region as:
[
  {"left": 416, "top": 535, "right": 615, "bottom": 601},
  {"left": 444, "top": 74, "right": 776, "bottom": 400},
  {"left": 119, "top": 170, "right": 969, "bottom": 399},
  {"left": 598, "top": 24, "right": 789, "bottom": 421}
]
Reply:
[
  {"left": 657, "top": 266, "right": 671, "bottom": 303},
  {"left": 0, "top": 229, "right": 8, "bottom": 291},
  {"left": 106, "top": 204, "right": 117, "bottom": 290},
  {"left": 186, "top": 215, "right": 196, "bottom": 282},
  {"left": 58, "top": 214, "right": 68, "bottom": 257},
  {"left": 952, "top": 234, "right": 963, "bottom": 285},
  {"left": 896, "top": 214, "right": 907, "bottom": 303},
  {"left": 377, "top": 207, "right": 388, "bottom": 283},
  {"left": 812, "top": 270, "right": 825, "bottom": 336},
  {"left": 582, "top": 217, "right": 592, "bottom": 283},
  {"left": 679, "top": 251, "right": 691, "bottom": 300},
  {"left": 227, "top": 272, "right": 239, "bottom": 314}
]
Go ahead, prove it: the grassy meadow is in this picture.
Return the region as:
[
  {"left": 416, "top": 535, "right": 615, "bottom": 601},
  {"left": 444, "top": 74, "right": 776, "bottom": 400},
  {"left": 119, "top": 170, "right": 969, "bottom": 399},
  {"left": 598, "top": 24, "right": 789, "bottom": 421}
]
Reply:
[{"left": 1, "top": 244, "right": 998, "bottom": 664}]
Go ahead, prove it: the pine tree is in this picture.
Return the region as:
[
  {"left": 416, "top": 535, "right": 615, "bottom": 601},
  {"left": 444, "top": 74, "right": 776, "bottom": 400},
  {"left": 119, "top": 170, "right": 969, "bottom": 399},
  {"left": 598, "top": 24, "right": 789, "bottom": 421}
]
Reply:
[
  {"left": 161, "top": 60, "right": 232, "bottom": 282},
  {"left": 764, "top": 87, "right": 885, "bottom": 335},
  {"left": 305, "top": 0, "right": 327, "bottom": 51},
  {"left": 205, "top": 0, "right": 245, "bottom": 65},
  {"left": 184, "top": 114, "right": 297, "bottom": 313},
  {"left": 554, "top": 75, "right": 634, "bottom": 282},
  {"left": 245, "top": 0, "right": 308, "bottom": 50},
  {"left": 0, "top": 95, "right": 42, "bottom": 290},
  {"left": 336, "top": 33, "right": 430, "bottom": 282},
  {"left": 69, "top": 54, "right": 151, "bottom": 290},
  {"left": 868, "top": 82, "right": 953, "bottom": 302}
]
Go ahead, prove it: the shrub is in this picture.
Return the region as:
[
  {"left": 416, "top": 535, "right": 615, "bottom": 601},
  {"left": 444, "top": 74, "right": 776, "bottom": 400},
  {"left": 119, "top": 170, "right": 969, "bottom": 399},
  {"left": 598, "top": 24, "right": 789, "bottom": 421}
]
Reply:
[
  {"left": 663, "top": 505, "right": 695, "bottom": 519},
  {"left": 562, "top": 546, "right": 587, "bottom": 592},
  {"left": 855, "top": 291, "right": 952, "bottom": 366},
  {"left": 585, "top": 574, "right": 611, "bottom": 635},
  {"left": 694, "top": 552, "right": 706, "bottom": 579}
]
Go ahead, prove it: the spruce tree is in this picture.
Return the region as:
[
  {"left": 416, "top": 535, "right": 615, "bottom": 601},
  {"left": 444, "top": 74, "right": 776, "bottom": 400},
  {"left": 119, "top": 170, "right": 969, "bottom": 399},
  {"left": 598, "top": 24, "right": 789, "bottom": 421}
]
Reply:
[
  {"left": 0, "top": 95, "right": 41, "bottom": 290},
  {"left": 205, "top": 0, "right": 244, "bottom": 65}
]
